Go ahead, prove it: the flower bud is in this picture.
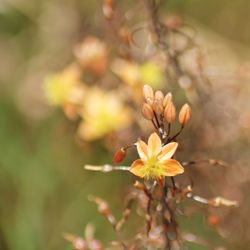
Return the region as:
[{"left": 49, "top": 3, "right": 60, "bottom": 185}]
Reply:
[
  {"left": 179, "top": 103, "right": 191, "bottom": 126},
  {"left": 163, "top": 92, "right": 172, "bottom": 107},
  {"left": 207, "top": 214, "right": 219, "bottom": 226},
  {"left": 112, "top": 148, "right": 126, "bottom": 164},
  {"left": 142, "top": 103, "right": 154, "bottom": 120},
  {"left": 152, "top": 90, "right": 164, "bottom": 114},
  {"left": 143, "top": 84, "right": 154, "bottom": 105},
  {"left": 155, "top": 90, "right": 164, "bottom": 101},
  {"left": 164, "top": 101, "right": 176, "bottom": 123}
]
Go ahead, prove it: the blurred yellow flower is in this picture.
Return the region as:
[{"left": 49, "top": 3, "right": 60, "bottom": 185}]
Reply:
[
  {"left": 111, "top": 59, "right": 140, "bottom": 85},
  {"left": 139, "top": 61, "right": 164, "bottom": 88},
  {"left": 111, "top": 59, "right": 164, "bottom": 88},
  {"left": 78, "top": 88, "right": 132, "bottom": 141},
  {"left": 130, "top": 133, "right": 184, "bottom": 182},
  {"left": 44, "top": 64, "right": 84, "bottom": 106}
]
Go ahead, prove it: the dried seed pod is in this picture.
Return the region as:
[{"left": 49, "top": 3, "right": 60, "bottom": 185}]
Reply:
[
  {"left": 179, "top": 103, "right": 192, "bottom": 126},
  {"left": 152, "top": 90, "right": 164, "bottom": 114},
  {"left": 164, "top": 101, "right": 176, "bottom": 123},
  {"left": 143, "top": 84, "right": 154, "bottom": 105},
  {"left": 142, "top": 103, "right": 154, "bottom": 120},
  {"left": 112, "top": 148, "right": 126, "bottom": 164},
  {"left": 163, "top": 92, "right": 172, "bottom": 107}
]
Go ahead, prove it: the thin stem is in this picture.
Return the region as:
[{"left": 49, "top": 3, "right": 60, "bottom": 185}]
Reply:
[
  {"left": 151, "top": 119, "right": 158, "bottom": 130},
  {"left": 153, "top": 111, "right": 161, "bottom": 128},
  {"left": 167, "top": 123, "right": 171, "bottom": 137},
  {"left": 142, "top": 183, "right": 154, "bottom": 237},
  {"left": 167, "top": 126, "right": 184, "bottom": 143},
  {"left": 146, "top": 196, "right": 152, "bottom": 236},
  {"left": 161, "top": 182, "right": 172, "bottom": 249},
  {"left": 181, "top": 159, "right": 229, "bottom": 168},
  {"left": 116, "top": 198, "right": 134, "bottom": 231},
  {"left": 123, "top": 144, "right": 136, "bottom": 150},
  {"left": 171, "top": 177, "right": 176, "bottom": 190},
  {"left": 84, "top": 164, "right": 130, "bottom": 172},
  {"left": 144, "top": 0, "right": 184, "bottom": 81}
]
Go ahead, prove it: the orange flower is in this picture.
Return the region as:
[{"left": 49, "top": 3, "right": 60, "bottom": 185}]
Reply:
[{"left": 130, "top": 133, "right": 184, "bottom": 181}]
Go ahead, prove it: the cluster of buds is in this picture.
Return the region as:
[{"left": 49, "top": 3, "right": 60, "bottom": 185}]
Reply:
[
  {"left": 142, "top": 84, "right": 192, "bottom": 141},
  {"left": 112, "top": 84, "right": 191, "bottom": 166}
]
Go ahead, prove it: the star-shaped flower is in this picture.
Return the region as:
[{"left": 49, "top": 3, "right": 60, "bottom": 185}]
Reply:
[{"left": 130, "top": 133, "right": 184, "bottom": 182}]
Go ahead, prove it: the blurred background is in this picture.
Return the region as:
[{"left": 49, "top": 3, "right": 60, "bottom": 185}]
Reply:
[{"left": 1, "top": 0, "right": 250, "bottom": 249}]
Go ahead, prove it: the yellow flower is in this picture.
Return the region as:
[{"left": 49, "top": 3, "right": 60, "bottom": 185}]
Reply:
[
  {"left": 111, "top": 59, "right": 164, "bottom": 88},
  {"left": 111, "top": 59, "right": 140, "bottom": 86},
  {"left": 130, "top": 133, "right": 184, "bottom": 181},
  {"left": 139, "top": 61, "right": 164, "bottom": 88},
  {"left": 78, "top": 88, "right": 131, "bottom": 141},
  {"left": 44, "top": 64, "right": 83, "bottom": 106}
]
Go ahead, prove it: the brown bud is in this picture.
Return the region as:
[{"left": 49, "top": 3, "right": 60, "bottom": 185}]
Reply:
[
  {"left": 179, "top": 103, "right": 191, "bottom": 126},
  {"left": 143, "top": 84, "right": 154, "bottom": 105},
  {"left": 163, "top": 92, "right": 172, "bottom": 107},
  {"left": 155, "top": 90, "right": 164, "bottom": 101},
  {"left": 153, "top": 102, "right": 163, "bottom": 115},
  {"left": 142, "top": 103, "right": 154, "bottom": 120},
  {"left": 164, "top": 101, "right": 176, "bottom": 123},
  {"left": 112, "top": 148, "right": 126, "bottom": 164},
  {"left": 152, "top": 90, "right": 164, "bottom": 114}
]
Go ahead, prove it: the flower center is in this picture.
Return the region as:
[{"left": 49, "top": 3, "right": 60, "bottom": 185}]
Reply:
[{"left": 141, "top": 156, "right": 163, "bottom": 179}]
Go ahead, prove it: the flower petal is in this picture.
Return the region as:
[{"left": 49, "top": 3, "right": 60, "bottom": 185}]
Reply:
[
  {"left": 158, "top": 142, "right": 178, "bottom": 161},
  {"left": 136, "top": 139, "right": 149, "bottom": 160},
  {"left": 148, "top": 132, "right": 162, "bottom": 157},
  {"left": 161, "top": 159, "right": 184, "bottom": 176},
  {"left": 130, "top": 159, "right": 145, "bottom": 177}
]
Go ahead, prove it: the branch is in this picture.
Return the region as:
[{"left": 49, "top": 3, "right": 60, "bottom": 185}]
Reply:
[
  {"left": 182, "top": 159, "right": 229, "bottom": 168},
  {"left": 187, "top": 194, "right": 239, "bottom": 207},
  {"left": 84, "top": 164, "right": 130, "bottom": 172}
]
